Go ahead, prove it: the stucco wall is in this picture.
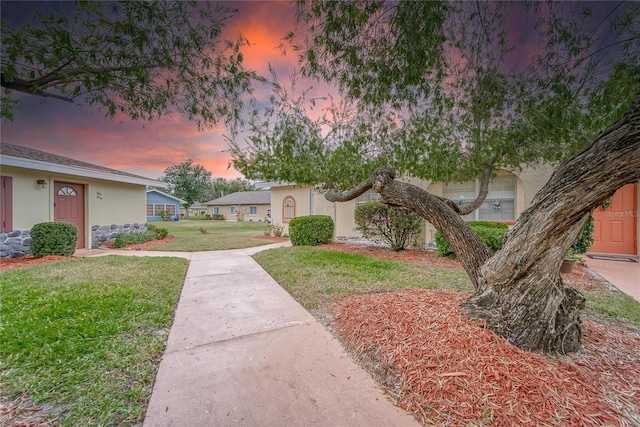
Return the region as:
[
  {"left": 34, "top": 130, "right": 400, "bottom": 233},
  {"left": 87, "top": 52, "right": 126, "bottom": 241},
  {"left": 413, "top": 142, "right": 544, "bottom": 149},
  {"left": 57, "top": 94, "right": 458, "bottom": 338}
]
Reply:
[
  {"left": 270, "top": 185, "right": 314, "bottom": 233},
  {"left": 270, "top": 166, "right": 559, "bottom": 247},
  {"left": 1, "top": 166, "right": 148, "bottom": 249}
]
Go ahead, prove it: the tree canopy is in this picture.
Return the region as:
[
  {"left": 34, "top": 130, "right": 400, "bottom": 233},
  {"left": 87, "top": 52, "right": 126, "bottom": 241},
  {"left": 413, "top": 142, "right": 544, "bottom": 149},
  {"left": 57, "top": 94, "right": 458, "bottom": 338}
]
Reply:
[
  {"left": 160, "top": 159, "right": 213, "bottom": 214},
  {"left": 232, "top": 1, "right": 639, "bottom": 194},
  {"left": 1, "top": 1, "right": 261, "bottom": 128},
  {"left": 230, "top": 0, "right": 640, "bottom": 353},
  {"left": 206, "top": 177, "right": 256, "bottom": 201}
]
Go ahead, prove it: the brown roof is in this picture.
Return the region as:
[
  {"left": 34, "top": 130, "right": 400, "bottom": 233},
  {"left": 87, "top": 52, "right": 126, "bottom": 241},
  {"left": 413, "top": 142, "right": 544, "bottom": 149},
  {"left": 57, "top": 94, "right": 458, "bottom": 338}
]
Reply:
[{"left": 0, "top": 141, "right": 158, "bottom": 182}]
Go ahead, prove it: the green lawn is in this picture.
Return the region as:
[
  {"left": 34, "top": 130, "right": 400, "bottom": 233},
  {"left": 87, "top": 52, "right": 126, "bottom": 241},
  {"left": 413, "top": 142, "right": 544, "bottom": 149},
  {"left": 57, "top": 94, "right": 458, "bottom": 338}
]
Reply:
[
  {"left": 253, "top": 246, "right": 473, "bottom": 309},
  {"left": 254, "top": 246, "right": 640, "bottom": 325},
  {"left": 0, "top": 256, "right": 189, "bottom": 426},
  {"left": 148, "top": 219, "right": 275, "bottom": 251}
]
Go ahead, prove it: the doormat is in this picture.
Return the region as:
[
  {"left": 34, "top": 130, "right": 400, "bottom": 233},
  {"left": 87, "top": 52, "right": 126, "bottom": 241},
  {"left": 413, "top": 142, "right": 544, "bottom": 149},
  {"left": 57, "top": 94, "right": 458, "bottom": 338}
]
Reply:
[{"left": 587, "top": 255, "right": 638, "bottom": 263}]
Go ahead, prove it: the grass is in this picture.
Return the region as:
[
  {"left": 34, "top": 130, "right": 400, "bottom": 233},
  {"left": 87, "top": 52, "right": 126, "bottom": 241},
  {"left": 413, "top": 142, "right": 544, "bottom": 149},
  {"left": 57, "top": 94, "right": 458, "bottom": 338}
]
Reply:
[
  {"left": 253, "top": 246, "right": 473, "bottom": 309},
  {"left": 254, "top": 246, "right": 640, "bottom": 326},
  {"left": 583, "top": 288, "right": 640, "bottom": 324},
  {"left": 0, "top": 256, "right": 189, "bottom": 426},
  {"left": 148, "top": 220, "right": 275, "bottom": 251}
]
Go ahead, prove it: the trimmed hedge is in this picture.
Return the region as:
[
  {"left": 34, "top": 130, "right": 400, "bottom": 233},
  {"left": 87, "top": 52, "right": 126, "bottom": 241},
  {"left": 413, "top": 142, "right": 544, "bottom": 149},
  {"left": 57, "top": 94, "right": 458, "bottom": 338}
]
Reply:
[
  {"left": 30, "top": 222, "right": 78, "bottom": 257},
  {"left": 289, "top": 215, "right": 334, "bottom": 246},
  {"left": 435, "top": 221, "right": 509, "bottom": 257},
  {"left": 113, "top": 231, "right": 155, "bottom": 248}
]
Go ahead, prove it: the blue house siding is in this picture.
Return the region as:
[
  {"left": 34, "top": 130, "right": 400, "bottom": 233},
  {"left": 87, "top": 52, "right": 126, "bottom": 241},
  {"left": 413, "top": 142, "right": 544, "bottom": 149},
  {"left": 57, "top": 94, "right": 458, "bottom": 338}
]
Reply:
[{"left": 146, "top": 190, "right": 183, "bottom": 221}]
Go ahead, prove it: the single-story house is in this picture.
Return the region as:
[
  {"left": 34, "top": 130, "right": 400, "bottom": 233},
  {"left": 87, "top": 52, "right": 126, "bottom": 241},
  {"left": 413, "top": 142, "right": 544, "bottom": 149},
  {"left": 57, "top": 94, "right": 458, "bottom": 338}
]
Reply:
[
  {"left": 204, "top": 191, "right": 271, "bottom": 222},
  {"left": 183, "top": 202, "right": 208, "bottom": 218},
  {"left": 146, "top": 189, "right": 185, "bottom": 221},
  {"left": 0, "top": 141, "right": 166, "bottom": 257},
  {"left": 270, "top": 166, "right": 640, "bottom": 257}
]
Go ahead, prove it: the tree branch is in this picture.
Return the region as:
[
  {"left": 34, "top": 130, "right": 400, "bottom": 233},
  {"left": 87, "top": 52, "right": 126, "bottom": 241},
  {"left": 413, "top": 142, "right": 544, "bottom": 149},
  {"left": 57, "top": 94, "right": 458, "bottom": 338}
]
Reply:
[
  {"left": 324, "top": 175, "right": 375, "bottom": 202},
  {"left": 456, "top": 162, "right": 494, "bottom": 215},
  {"left": 1, "top": 74, "right": 74, "bottom": 103}
]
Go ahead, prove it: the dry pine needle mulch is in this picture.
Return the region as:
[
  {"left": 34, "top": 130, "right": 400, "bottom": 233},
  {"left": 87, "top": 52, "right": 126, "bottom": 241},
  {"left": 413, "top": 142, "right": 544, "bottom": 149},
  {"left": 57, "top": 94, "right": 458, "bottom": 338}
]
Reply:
[{"left": 329, "top": 289, "right": 640, "bottom": 426}]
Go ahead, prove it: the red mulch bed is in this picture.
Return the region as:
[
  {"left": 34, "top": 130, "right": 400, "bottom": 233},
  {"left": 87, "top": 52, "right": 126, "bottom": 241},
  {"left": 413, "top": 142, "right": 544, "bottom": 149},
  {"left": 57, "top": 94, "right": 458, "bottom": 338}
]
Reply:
[{"left": 317, "top": 243, "right": 640, "bottom": 426}]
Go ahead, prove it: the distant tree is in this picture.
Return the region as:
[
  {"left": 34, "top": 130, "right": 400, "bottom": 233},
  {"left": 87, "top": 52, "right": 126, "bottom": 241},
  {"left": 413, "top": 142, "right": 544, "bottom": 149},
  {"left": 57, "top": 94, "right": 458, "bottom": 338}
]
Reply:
[
  {"left": 205, "top": 177, "right": 256, "bottom": 200},
  {"left": 160, "top": 160, "right": 212, "bottom": 218},
  {"left": 233, "top": 1, "right": 640, "bottom": 353},
  {"left": 1, "top": 1, "right": 260, "bottom": 127}
]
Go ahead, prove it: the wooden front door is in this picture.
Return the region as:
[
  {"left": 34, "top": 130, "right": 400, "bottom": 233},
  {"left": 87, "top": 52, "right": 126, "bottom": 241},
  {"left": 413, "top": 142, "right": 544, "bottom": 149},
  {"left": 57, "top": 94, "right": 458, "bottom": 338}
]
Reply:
[
  {"left": 54, "top": 182, "right": 85, "bottom": 249},
  {"left": 591, "top": 183, "right": 637, "bottom": 255}
]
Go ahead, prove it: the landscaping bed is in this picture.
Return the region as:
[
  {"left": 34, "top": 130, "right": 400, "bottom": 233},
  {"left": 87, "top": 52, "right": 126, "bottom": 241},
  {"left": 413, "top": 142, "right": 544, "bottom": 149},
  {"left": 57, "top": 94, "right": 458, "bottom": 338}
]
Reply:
[{"left": 308, "top": 243, "right": 640, "bottom": 426}]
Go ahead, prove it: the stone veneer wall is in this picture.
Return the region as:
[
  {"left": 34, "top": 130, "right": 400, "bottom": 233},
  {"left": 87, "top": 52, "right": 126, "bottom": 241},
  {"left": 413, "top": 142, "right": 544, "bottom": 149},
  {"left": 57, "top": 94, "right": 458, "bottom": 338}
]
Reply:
[
  {"left": 0, "top": 223, "right": 147, "bottom": 258},
  {"left": 91, "top": 223, "right": 147, "bottom": 249},
  {"left": 0, "top": 230, "right": 32, "bottom": 258}
]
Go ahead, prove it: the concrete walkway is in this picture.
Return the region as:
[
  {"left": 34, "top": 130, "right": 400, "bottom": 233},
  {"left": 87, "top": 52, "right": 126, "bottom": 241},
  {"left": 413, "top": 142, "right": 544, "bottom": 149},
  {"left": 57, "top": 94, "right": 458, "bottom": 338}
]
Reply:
[
  {"left": 585, "top": 253, "right": 640, "bottom": 303},
  {"left": 79, "top": 243, "right": 417, "bottom": 427},
  {"left": 74, "top": 243, "right": 638, "bottom": 426}
]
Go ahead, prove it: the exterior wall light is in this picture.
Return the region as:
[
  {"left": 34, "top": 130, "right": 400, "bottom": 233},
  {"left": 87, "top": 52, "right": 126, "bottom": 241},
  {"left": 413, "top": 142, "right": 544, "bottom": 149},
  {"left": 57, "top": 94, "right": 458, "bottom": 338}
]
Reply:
[{"left": 37, "top": 179, "right": 47, "bottom": 189}]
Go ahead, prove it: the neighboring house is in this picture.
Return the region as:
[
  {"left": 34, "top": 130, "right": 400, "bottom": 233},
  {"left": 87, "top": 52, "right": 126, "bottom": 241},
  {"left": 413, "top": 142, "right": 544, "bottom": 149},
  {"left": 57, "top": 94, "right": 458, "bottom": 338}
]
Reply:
[
  {"left": 204, "top": 191, "right": 271, "bottom": 222},
  {"left": 271, "top": 168, "right": 640, "bottom": 257},
  {"left": 146, "top": 189, "right": 185, "bottom": 221},
  {"left": 183, "top": 202, "right": 208, "bottom": 218},
  {"left": 0, "top": 141, "right": 166, "bottom": 257}
]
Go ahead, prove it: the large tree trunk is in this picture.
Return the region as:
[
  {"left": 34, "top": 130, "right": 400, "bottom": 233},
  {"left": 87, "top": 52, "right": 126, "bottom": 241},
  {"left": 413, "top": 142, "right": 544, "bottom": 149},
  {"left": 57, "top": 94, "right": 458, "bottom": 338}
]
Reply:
[
  {"left": 327, "top": 93, "right": 640, "bottom": 353},
  {"left": 464, "top": 94, "right": 640, "bottom": 353}
]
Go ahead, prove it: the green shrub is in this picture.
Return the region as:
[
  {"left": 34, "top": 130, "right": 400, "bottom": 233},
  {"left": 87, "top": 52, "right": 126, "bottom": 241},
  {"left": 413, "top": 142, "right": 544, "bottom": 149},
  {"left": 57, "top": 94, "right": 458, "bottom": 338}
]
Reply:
[
  {"left": 354, "top": 201, "right": 423, "bottom": 251},
  {"left": 30, "top": 222, "right": 78, "bottom": 257},
  {"left": 435, "top": 221, "right": 509, "bottom": 257},
  {"left": 146, "top": 224, "right": 168, "bottom": 239},
  {"left": 571, "top": 215, "right": 594, "bottom": 254},
  {"left": 157, "top": 210, "right": 172, "bottom": 221},
  {"left": 113, "top": 231, "right": 155, "bottom": 248},
  {"left": 211, "top": 214, "right": 225, "bottom": 220},
  {"left": 289, "top": 215, "right": 334, "bottom": 246}
]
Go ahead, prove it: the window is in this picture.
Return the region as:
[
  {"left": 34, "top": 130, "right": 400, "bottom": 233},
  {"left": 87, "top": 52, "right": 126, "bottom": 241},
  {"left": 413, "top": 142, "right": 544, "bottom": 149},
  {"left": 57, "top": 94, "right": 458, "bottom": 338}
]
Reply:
[
  {"left": 230, "top": 206, "right": 237, "bottom": 215},
  {"left": 147, "top": 203, "right": 176, "bottom": 216},
  {"left": 283, "top": 197, "right": 295, "bottom": 222},
  {"left": 444, "top": 176, "right": 516, "bottom": 221},
  {"left": 356, "top": 190, "right": 380, "bottom": 204},
  {"left": 57, "top": 186, "right": 77, "bottom": 196},
  {"left": 213, "top": 206, "right": 219, "bottom": 215},
  {"left": 249, "top": 206, "right": 257, "bottom": 215}
]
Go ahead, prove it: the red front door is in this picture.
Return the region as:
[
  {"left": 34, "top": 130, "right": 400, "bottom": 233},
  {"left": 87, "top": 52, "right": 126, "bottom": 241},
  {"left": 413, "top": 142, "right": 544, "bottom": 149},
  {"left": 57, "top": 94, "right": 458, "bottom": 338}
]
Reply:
[
  {"left": 54, "top": 182, "right": 85, "bottom": 249},
  {"left": 591, "top": 183, "right": 637, "bottom": 255}
]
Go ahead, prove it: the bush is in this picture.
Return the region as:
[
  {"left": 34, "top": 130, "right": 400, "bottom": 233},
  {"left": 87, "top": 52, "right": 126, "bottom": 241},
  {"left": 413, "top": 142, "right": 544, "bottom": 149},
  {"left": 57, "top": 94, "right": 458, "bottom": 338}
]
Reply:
[
  {"left": 435, "top": 221, "right": 509, "bottom": 257},
  {"left": 211, "top": 214, "right": 225, "bottom": 220},
  {"left": 289, "top": 215, "right": 334, "bottom": 246},
  {"left": 30, "top": 222, "right": 78, "bottom": 257},
  {"left": 113, "top": 231, "right": 155, "bottom": 248},
  {"left": 157, "top": 210, "right": 172, "bottom": 221},
  {"left": 571, "top": 216, "right": 594, "bottom": 254},
  {"left": 354, "top": 201, "right": 423, "bottom": 251},
  {"left": 146, "top": 224, "right": 168, "bottom": 239}
]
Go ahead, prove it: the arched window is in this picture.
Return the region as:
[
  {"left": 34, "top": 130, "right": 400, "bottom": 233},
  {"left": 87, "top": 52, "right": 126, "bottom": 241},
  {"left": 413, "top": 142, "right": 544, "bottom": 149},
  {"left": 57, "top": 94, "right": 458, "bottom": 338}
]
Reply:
[
  {"left": 283, "top": 196, "right": 295, "bottom": 222},
  {"left": 57, "top": 186, "right": 77, "bottom": 196}
]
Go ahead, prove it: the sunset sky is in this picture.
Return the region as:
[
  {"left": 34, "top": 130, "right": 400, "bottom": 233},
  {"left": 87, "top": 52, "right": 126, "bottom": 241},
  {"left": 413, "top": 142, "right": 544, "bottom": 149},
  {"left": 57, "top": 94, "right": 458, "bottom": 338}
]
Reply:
[
  {"left": 1, "top": 1, "right": 623, "bottom": 181},
  {"left": 1, "top": 1, "right": 301, "bottom": 180}
]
